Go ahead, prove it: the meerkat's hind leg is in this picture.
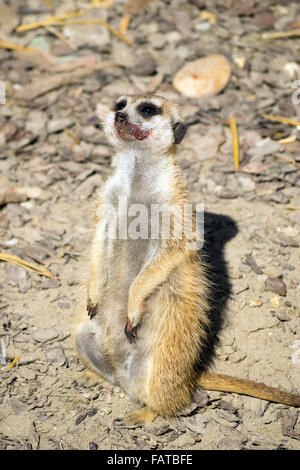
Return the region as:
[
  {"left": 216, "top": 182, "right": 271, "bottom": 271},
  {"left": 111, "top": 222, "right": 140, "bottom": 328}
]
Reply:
[{"left": 76, "top": 320, "right": 115, "bottom": 386}]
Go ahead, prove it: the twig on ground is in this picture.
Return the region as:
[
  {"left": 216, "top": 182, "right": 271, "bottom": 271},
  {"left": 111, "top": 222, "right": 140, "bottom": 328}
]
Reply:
[
  {"left": 44, "top": 24, "right": 77, "bottom": 50},
  {"left": 278, "top": 135, "right": 296, "bottom": 144},
  {"left": 262, "top": 29, "right": 300, "bottom": 40},
  {"left": 8, "top": 357, "right": 19, "bottom": 370},
  {"left": 271, "top": 153, "right": 300, "bottom": 168},
  {"left": 64, "top": 128, "right": 80, "bottom": 145},
  {"left": 16, "top": 11, "right": 84, "bottom": 32},
  {"left": 0, "top": 41, "right": 35, "bottom": 52},
  {"left": 17, "top": 13, "right": 133, "bottom": 46},
  {"left": 0, "top": 252, "right": 56, "bottom": 279},
  {"left": 263, "top": 113, "right": 300, "bottom": 127},
  {"left": 60, "top": 19, "right": 133, "bottom": 46},
  {"left": 226, "top": 117, "right": 239, "bottom": 171},
  {"left": 90, "top": 0, "right": 115, "bottom": 7},
  {"left": 44, "top": 0, "right": 54, "bottom": 9}
]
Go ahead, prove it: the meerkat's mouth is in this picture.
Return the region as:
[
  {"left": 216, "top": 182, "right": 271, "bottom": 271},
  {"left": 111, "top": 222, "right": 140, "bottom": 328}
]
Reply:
[{"left": 114, "top": 121, "right": 150, "bottom": 141}]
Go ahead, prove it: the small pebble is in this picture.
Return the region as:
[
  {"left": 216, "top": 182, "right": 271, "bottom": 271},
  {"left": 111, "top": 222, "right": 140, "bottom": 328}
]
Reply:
[
  {"left": 173, "top": 54, "right": 231, "bottom": 98},
  {"left": 264, "top": 277, "right": 287, "bottom": 296},
  {"left": 270, "top": 296, "right": 280, "bottom": 308},
  {"left": 248, "top": 299, "right": 263, "bottom": 307}
]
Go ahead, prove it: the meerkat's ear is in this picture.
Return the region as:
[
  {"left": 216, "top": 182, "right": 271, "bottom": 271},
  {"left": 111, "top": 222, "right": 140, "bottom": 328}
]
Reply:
[{"left": 173, "top": 121, "right": 187, "bottom": 144}]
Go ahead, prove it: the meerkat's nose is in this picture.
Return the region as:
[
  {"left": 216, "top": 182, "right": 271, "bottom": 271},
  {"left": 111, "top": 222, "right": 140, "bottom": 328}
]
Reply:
[{"left": 115, "top": 111, "right": 128, "bottom": 123}]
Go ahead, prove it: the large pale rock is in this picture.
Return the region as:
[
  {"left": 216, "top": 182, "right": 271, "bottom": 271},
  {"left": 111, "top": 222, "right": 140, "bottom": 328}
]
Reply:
[{"left": 173, "top": 54, "right": 231, "bottom": 98}]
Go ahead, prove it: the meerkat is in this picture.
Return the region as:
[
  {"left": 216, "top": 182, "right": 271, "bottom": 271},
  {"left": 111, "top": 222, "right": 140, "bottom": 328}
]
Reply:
[{"left": 75, "top": 94, "right": 300, "bottom": 425}]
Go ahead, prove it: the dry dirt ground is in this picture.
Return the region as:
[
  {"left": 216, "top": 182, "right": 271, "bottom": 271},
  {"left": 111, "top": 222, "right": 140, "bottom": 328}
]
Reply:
[{"left": 0, "top": 0, "right": 300, "bottom": 450}]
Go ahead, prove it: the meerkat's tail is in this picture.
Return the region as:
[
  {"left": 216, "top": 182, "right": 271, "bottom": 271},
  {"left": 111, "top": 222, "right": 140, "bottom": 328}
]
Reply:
[{"left": 198, "top": 372, "right": 300, "bottom": 407}]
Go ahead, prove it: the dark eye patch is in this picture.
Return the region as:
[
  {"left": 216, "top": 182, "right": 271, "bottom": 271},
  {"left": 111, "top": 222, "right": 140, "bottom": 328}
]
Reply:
[
  {"left": 114, "top": 99, "right": 127, "bottom": 112},
  {"left": 137, "top": 102, "right": 162, "bottom": 118}
]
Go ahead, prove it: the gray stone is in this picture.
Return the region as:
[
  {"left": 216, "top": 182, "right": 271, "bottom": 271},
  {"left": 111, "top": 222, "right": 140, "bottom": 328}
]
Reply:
[
  {"left": 242, "top": 395, "right": 268, "bottom": 417},
  {"left": 144, "top": 421, "right": 170, "bottom": 436},
  {"left": 237, "top": 175, "right": 256, "bottom": 192},
  {"left": 248, "top": 137, "right": 281, "bottom": 158},
  {"left": 25, "top": 110, "right": 47, "bottom": 136},
  {"left": 216, "top": 429, "right": 247, "bottom": 449},
  {"left": 192, "top": 388, "right": 209, "bottom": 407},
  {"left": 0, "top": 414, "right": 32, "bottom": 440},
  {"left": 7, "top": 397, "right": 27, "bottom": 415},
  {"left": 127, "top": 52, "right": 157, "bottom": 77},
  {"left": 18, "top": 367, "right": 37, "bottom": 381},
  {"left": 18, "top": 279, "right": 32, "bottom": 293},
  {"left": 232, "top": 280, "right": 249, "bottom": 295},
  {"left": 111, "top": 41, "right": 135, "bottom": 67},
  {"left": 44, "top": 346, "right": 66, "bottom": 366},
  {"left": 6, "top": 264, "right": 28, "bottom": 284},
  {"left": 264, "top": 276, "right": 287, "bottom": 296},
  {"left": 166, "top": 432, "right": 195, "bottom": 449},
  {"left": 185, "top": 413, "right": 209, "bottom": 434},
  {"left": 47, "top": 118, "right": 74, "bottom": 134},
  {"left": 32, "top": 328, "right": 59, "bottom": 343}
]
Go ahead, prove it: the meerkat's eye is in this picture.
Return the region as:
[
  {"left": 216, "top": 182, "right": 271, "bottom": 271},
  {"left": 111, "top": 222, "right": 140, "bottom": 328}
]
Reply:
[
  {"left": 114, "top": 99, "right": 127, "bottom": 112},
  {"left": 137, "top": 102, "right": 162, "bottom": 118}
]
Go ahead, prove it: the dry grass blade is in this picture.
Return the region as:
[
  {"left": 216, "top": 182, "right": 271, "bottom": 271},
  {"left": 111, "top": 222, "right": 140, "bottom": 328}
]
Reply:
[
  {"left": 263, "top": 113, "right": 300, "bottom": 127},
  {"left": 272, "top": 153, "right": 300, "bottom": 168},
  {"left": 44, "top": 25, "right": 77, "bottom": 50},
  {"left": 278, "top": 135, "right": 296, "bottom": 144},
  {"left": 121, "top": 0, "right": 152, "bottom": 33},
  {"left": 17, "top": 13, "right": 133, "bottom": 46},
  {"left": 8, "top": 357, "right": 19, "bottom": 370},
  {"left": 120, "top": 13, "right": 131, "bottom": 34},
  {"left": 262, "top": 29, "right": 300, "bottom": 40},
  {"left": 0, "top": 252, "right": 56, "bottom": 279},
  {"left": 60, "top": 19, "right": 133, "bottom": 46},
  {"left": 44, "top": 0, "right": 54, "bottom": 9},
  {"left": 226, "top": 117, "right": 239, "bottom": 171},
  {"left": 0, "top": 41, "right": 35, "bottom": 52},
  {"left": 16, "top": 11, "right": 85, "bottom": 32},
  {"left": 64, "top": 127, "right": 80, "bottom": 145},
  {"left": 90, "top": 0, "right": 115, "bottom": 7},
  {"left": 200, "top": 11, "right": 217, "bottom": 25}
]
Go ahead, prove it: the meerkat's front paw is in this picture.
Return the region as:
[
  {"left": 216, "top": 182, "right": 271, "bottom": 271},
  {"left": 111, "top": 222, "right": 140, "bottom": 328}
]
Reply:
[
  {"left": 125, "top": 315, "right": 137, "bottom": 344},
  {"left": 125, "top": 301, "right": 146, "bottom": 343}
]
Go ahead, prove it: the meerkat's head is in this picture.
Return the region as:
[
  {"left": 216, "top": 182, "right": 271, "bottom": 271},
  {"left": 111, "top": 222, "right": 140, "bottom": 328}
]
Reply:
[{"left": 97, "top": 94, "right": 187, "bottom": 152}]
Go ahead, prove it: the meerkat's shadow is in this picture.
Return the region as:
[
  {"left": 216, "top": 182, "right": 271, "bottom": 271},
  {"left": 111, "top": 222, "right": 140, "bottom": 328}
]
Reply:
[{"left": 196, "top": 211, "right": 238, "bottom": 371}]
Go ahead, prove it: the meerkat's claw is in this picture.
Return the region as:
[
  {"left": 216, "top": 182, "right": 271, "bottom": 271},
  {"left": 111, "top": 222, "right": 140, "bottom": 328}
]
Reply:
[
  {"left": 125, "top": 310, "right": 137, "bottom": 343},
  {"left": 87, "top": 303, "right": 98, "bottom": 319},
  {"left": 125, "top": 321, "right": 137, "bottom": 344}
]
